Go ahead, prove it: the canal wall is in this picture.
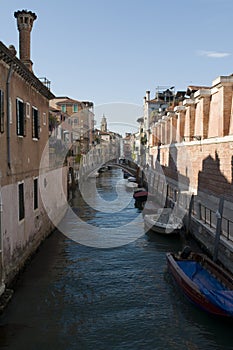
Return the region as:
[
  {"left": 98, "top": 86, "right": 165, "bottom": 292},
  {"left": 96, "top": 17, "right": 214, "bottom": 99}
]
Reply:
[
  {"left": 145, "top": 156, "right": 233, "bottom": 274},
  {"left": 150, "top": 135, "right": 233, "bottom": 201},
  {"left": 143, "top": 74, "right": 233, "bottom": 271}
]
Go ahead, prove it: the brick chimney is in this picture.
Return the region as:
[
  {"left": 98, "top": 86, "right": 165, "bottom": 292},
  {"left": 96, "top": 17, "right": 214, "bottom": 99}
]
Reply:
[
  {"left": 14, "top": 10, "right": 37, "bottom": 72},
  {"left": 146, "top": 90, "right": 150, "bottom": 101}
]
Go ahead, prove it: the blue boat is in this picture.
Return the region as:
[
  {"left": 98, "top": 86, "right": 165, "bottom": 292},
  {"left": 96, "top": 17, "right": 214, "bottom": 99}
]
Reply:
[{"left": 166, "top": 249, "right": 233, "bottom": 318}]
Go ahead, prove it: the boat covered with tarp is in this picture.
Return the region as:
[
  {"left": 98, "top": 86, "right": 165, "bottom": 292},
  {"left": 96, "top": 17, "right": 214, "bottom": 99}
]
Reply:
[{"left": 166, "top": 248, "right": 233, "bottom": 317}]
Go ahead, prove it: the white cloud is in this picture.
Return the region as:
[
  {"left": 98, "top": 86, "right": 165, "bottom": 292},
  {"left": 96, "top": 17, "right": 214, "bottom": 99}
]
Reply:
[{"left": 197, "top": 50, "right": 231, "bottom": 58}]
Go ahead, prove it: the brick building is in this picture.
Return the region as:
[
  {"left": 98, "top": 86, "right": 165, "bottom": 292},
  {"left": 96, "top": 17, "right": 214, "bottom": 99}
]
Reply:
[
  {"left": 145, "top": 75, "right": 233, "bottom": 203},
  {"left": 50, "top": 97, "right": 94, "bottom": 156},
  {"left": 0, "top": 10, "right": 66, "bottom": 290}
]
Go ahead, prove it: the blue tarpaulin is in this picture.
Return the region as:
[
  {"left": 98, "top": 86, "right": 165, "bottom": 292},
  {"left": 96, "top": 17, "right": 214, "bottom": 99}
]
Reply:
[{"left": 177, "top": 260, "right": 233, "bottom": 316}]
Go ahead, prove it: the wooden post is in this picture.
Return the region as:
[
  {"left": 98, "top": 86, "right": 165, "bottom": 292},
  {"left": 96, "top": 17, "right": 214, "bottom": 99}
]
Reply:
[
  {"left": 157, "top": 175, "right": 160, "bottom": 192},
  {"left": 164, "top": 184, "right": 169, "bottom": 208},
  {"left": 213, "top": 196, "right": 224, "bottom": 262},
  {"left": 198, "top": 200, "right": 202, "bottom": 220},
  {"left": 152, "top": 173, "right": 156, "bottom": 194},
  {"left": 186, "top": 194, "right": 194, "bottom": 236},
  {"left": 136, "top": 166, "right": 140, "bottom": 184}
]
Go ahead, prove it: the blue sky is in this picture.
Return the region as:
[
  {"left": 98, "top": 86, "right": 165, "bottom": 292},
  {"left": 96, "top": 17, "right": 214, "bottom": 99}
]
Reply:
[{"left": 1, "top": 0, "right": 233, "bottom": 133}]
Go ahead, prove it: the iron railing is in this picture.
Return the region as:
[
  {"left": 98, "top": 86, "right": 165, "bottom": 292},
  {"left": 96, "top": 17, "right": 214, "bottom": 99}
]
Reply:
[{"left": 193, "top": 200, "right": 233, "bottom": 242}]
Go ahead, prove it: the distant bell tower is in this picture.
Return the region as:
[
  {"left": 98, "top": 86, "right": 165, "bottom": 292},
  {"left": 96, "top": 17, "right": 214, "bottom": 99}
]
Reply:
[
  {"left": 101, "top": 114, "right": 107, "bottom": 132},
  {"left": 14, "top": 9, "right": 37, "bottom": 72}
]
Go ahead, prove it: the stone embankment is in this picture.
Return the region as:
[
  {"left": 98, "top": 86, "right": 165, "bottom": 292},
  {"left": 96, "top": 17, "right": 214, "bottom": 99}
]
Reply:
[{"left": 145, "top": 166, "right": 233, "bottom": 274}]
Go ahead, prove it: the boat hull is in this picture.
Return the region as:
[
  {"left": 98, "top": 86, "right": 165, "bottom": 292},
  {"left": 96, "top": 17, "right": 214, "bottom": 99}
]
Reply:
[
  {"left": 133, "top": 190, "right": 148, "bottom": 203},
  {"left": 166, "top": 252, "right": 233, "bottom": 317},
  {"left": 144, "top": 209, "right": 183, "bottom": 235}
]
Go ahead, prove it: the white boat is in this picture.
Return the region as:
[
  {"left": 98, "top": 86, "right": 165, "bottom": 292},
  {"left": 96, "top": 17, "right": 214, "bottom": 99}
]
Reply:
[
  {"left": 127, "top": 176, "right": 137, "bottom": 182},
  {"left": 144, "top": 208, "right": 183, "bottom": 235},
  {"left": 125, "top": 181, "right": 138, "bottom": 189}
]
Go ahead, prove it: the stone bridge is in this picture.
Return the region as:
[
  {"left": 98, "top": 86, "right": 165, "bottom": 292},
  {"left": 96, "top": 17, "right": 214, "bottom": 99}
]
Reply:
[{"left": 77, "top": 142, "right": 142, "bottom": 184}]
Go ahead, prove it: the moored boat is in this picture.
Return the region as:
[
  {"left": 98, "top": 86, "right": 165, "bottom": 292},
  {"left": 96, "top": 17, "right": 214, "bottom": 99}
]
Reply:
[
  {"left": 127, "top": 176, "right": 137, "bottom": 182},
  {"left": 144, "top": 208, "right": 183, "bottom": 234},
  {"left": 133, "top": 190, "right": 148, "bottom": 203},
  {"left": 166, "top": 248, "right": 233, "bottom": 318},
  {"left": 123, "top": 170, "right": 130, "bottom": 179},
  {"left": 125, "top": 181, "right": 138, "bottom": 189}
]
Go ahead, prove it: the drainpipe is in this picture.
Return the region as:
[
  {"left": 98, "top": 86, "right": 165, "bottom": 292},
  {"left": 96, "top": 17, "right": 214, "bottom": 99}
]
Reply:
[
  {"left": 7, "top": 64, "right": 14, "bottom": 170},
  {"left": 0, "top": 172, "right": 5, "bottom": 295},
  {"left": 0, "top": 63, "right": 14, "bottom": 295}
]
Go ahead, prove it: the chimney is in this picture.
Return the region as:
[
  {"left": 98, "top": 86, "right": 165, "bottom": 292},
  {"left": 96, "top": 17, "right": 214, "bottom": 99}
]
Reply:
[
  {"left": 14, "top": 10, "right": 37, "bottom": 72},
  {"left": 8, "top": 45, "right": 17, "bottom": 56},
  {"left": 146, "top": 90, "right": 150, "bottom": 101}
]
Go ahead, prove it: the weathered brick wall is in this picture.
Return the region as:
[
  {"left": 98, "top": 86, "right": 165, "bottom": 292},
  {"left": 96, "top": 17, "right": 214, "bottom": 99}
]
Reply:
[
  {"left": 208, "top": 79, "right": 233, "bottom": 138},
  {"left": 158, "top": 138, "right": 233, "bottom": 201},
  {"left": 230, "top": 94, "right": 233, "bottom": 135},
  {"left": 194, "top": 93, "right": 211, "bottom": 139},
  {"left": 223, "top": 85, "right": 233, "bottom": 135}
]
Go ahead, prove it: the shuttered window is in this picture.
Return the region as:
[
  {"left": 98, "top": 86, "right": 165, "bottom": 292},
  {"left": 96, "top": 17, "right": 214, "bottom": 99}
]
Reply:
[
  {"left": 16, "top": 98, "right": 26, "bottom": 136},
  {"left": 32, "top": 107, "right": 40, "bottom": 139},
  {"left": 18, "top": 182, "right": 25, "bottom": 221},
  {"left": 34, "top": 178, "right": 38, "bottom": 210}
]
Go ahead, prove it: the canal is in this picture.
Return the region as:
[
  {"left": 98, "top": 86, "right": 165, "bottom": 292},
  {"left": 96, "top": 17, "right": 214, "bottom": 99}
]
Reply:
[{"left": 0, "top": 168, "right": 233, "bottom": 349}]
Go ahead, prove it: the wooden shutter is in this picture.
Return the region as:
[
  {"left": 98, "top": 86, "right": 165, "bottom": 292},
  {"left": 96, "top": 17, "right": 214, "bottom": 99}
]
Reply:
[{"left": 23, "top": 102, "right": 26, "bottom": 136}]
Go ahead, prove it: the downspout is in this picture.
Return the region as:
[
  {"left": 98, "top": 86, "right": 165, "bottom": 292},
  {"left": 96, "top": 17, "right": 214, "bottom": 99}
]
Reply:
[
  {"left": 0, "top": 63, "right": 14, "bottom": 294},
  {"left": 0, "top": 172, "right": 5, "bottom": 295},
  {"left": 7, "top": 63, "right": 14, "bottom": 170}
]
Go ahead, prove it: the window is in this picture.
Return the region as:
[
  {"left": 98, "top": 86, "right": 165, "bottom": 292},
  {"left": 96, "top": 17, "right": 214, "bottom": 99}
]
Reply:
[
  {"left": 33, "top": 178, "right": 38, "bottom": 210},
  {"left": 32, "top": 107, "right": 40, "bottom": 139},
  {"left": 16, "top": 98, "right": 26, "bottom": 136},
  {"left": 61, "top": 104, "right": 66, "bottom": 113},
  {"left": 18, "top": 182, "right": 25, "bottom": 221},
  {"left": 73, "top": 104, "right": 78, "bottom": 113},
  {"left": 0, "top": 90, "right": 4, "bottom": 133}
]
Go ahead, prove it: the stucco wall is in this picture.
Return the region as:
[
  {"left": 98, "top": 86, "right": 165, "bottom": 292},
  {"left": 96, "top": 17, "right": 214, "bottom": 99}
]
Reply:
[{"left": 2, "top": 166, "right": 67, "bottom": 284}]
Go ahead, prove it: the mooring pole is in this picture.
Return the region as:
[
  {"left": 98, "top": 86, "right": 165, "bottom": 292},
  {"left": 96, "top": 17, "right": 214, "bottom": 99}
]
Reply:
[
  {"left": 186, "top": 194, "right": 194, "bottom": 236},
  {"left": 165, "top": 184, "right": 169, "bottom": 208},
  {"left": 213, "top": 196, "right": 224, "bottom": 262}
]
